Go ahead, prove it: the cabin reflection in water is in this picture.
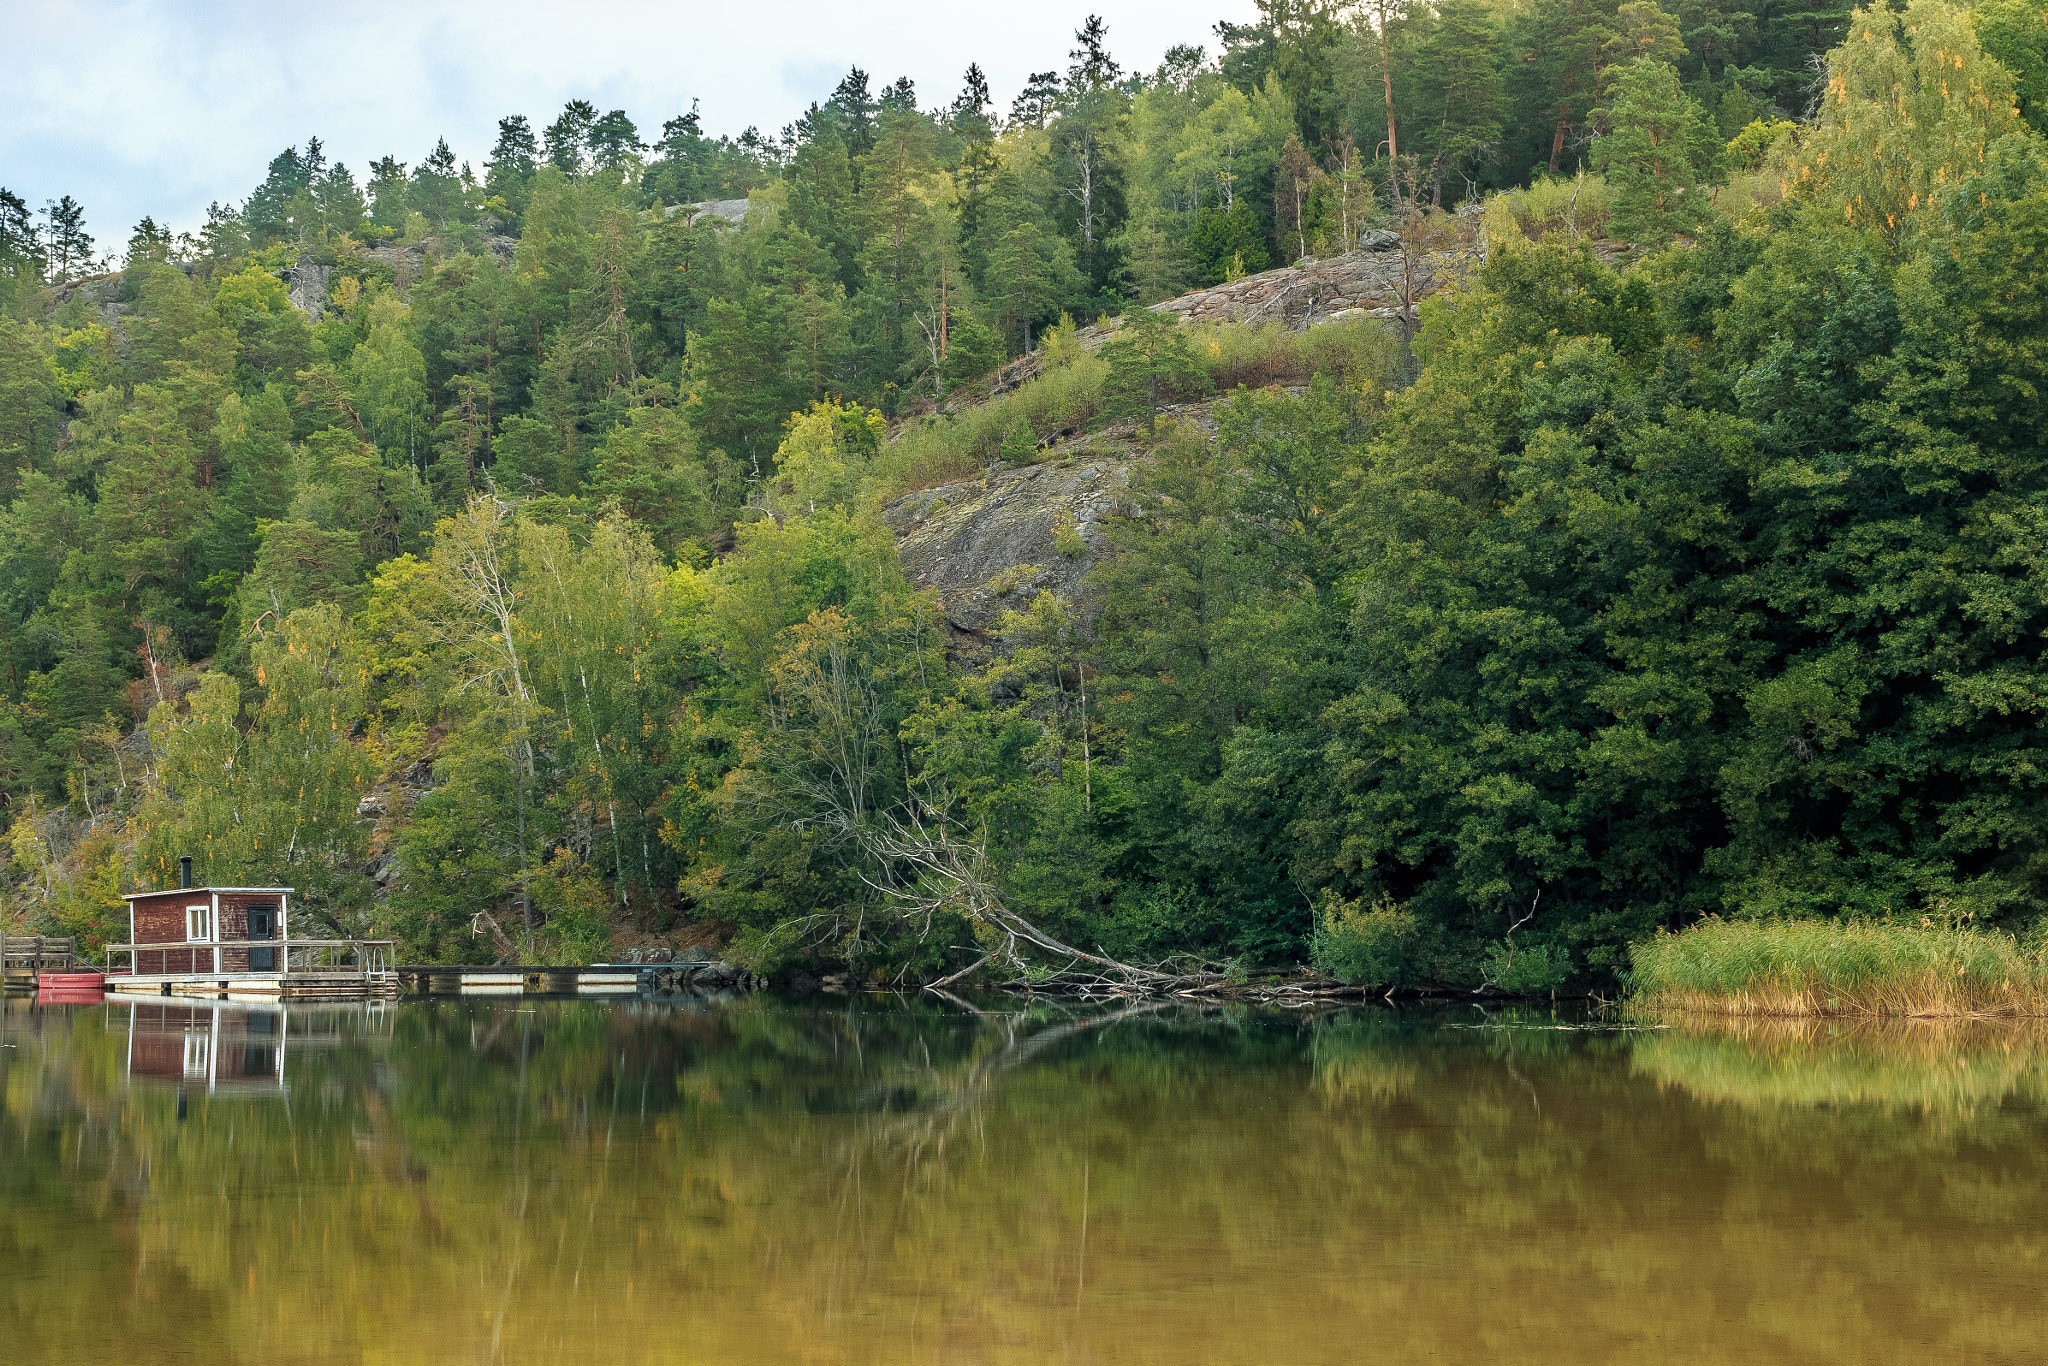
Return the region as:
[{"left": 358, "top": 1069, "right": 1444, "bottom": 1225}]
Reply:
[{"left": 117, "top": 999, "right": 389, "bottom": 1097}]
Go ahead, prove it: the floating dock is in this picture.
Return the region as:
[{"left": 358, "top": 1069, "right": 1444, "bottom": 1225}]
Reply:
[
  {"left": 103, "top": 939, "right": 400, "bottom": 998},
  {"left": 397, "top": 966, "right": 649, "bottom": 995}
]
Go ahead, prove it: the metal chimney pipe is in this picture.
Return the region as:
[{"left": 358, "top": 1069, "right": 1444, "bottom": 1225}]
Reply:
[{"left": 179, "top": 855, "right": 193, "bottom": 890}]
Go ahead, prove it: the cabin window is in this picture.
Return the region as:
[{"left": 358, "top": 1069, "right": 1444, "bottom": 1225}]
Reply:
[{"left": 185, "top": 903, "right": 211, "bottom": 942}]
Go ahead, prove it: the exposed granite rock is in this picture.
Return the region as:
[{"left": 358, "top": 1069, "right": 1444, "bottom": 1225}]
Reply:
[
  {"left": 983, "top": 240, "right": 1464, "bottom": 396},
  {"left": 689, "top": 198, "right": 750, "bottom": 227},
  {"left": 1147, "top": 240, "right": 1467, "bottom": 329},
  {"left": 653, "top": 198, "right": 751, "bottom": 227},
  {"left": 979, "top": 228, "right": 1638, "bottom": 397},
  {"left": 46, "top": 272, "right": 132, "bottom": 329},
  {"left": 349, "top": 234, "right": 518, "bottom": 304},
  {"left": 883, "top": 459, "right": 1135, "bottom": 635},
  {"left": 288, "top": 259, "right": 333, "bottom": 319}
]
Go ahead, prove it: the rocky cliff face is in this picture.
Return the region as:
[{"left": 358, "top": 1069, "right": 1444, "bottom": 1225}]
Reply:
[
  {"left": 345, "top": 234, "right": 518, "bottom": 308},
  {"left": 882, "top": 458, "right": 1135, "bottom": 637},
  {"left": 652, "top": 199, "right": 751, "bottom": 227},
  {"left": 892, "top": 240, "right": 1465, "bottom": 632},
  {"left": 1148, "top": 231, "right": 1462, "bottom": 329},
  {"left": 984, "top": 234, "right": 1471, "bottom": 397},
  {"left": 287, "top": 260, "right": 333, "bottom": 318},
  {"left": 47, "top": 272, "right": 128, "bottom": 327}
]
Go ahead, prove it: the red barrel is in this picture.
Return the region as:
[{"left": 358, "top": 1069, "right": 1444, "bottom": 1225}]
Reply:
[{"left": 37, "top": 971, "right": 105, "bottom": 1002}]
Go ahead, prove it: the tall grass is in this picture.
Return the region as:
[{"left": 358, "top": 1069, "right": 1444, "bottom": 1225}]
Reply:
[
  {"left": 1630, "top": 1015, "right": 2048, "bottom": 1115},
  {"left": 865, "top": 315, "right": 1406, "bottom": 505},
  {"left": 1630, "top": 916, "right": 2048, "bottom": 1017}
]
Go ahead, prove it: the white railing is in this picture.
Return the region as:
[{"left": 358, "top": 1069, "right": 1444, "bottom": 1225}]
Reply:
[{"left": 104, "top": 939, "right": 398, "bottom": 978}]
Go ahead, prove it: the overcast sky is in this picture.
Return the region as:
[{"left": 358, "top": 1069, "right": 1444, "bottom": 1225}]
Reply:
[{"left": 3, "top": 0, "right": 1261, "bottom": 258}]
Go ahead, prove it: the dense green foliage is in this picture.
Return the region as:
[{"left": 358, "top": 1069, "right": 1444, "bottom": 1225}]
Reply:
[{"left": 3, "top": 1, "right": 2048, "bottom": 988}]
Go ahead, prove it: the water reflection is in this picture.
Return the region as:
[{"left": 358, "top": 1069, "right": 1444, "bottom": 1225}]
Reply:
[
  {"left": 3, "top": 994, "right": 2045, "bottom": 1365},
  {"left": 1632, "top": 1014, "right": 2048, "bottom": 1116}
]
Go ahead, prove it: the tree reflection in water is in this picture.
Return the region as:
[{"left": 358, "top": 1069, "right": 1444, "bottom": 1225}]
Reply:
[{"left": 3, "top": 993, "right": 2046, "bottom": 1364}]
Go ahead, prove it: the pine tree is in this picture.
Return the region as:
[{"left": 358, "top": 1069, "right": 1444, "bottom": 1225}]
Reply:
[
  {"left": 1510, "top": 0, "right": 1621, "bottom": 174},
  {"left": 1412, "top": 0, "right": 1506, "bottom": 206},
  {"left": 953, "top": 63, "right": 995, "bottom": 138},
  {"left": 313, "top": 163, "right": 367, "bottom": 237},
  {"left": 1593, "top": 59, "right": 1713, "bottom": 243},
  {"left": 588, "top": 110, "right": 646, "bottom": 174},
  {"left": 1068, "top": 15, "right": 1124, "bottom": 89},
  {"left": 190, "top": 204, "right": 239, "bottom": 268},
  {"left": 485, "top": 115, "right": 539, "bottom": 214},
  {"left": 0, "top": 189, "right": 37, "bottom": 276},
  {"left": 545, "top": 99, "right": 599, "bottom": 174},
  {"left": 41, "top": 196, "right": 92, "bottom": 280},
  {"left": 126, "top": 216, "right": 172, "bottom": 265},
  {"left": 1100, "top": 308, "right": 1207, "bottom": 435},
  {"left": 0, "top": 318, "right": 63, "bottom": 483},
  {"left": 245, "top": 146, "right": 311, "bottom": 242},
  {"left": 879, "top": 77, "right": 918, "bottom": 112},
  {"left": 830, "top": 68, "right": 879, "bottom": 155},
  {"left": 411, "top": 138, "right": 463, "bottom": 227},
  {"left": 986, "top": 221, "right": 1059, "bottom": 353},
  {"left": 1011, "top": 72, "right": 1062, "bottom": 126},
  {"left": 366, "top": 156, "right": 409, "bottom": 231}
]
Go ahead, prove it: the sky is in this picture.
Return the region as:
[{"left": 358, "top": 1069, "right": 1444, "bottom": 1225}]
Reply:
[{"left": 2, "top": 0, "right": 1263, "bottom": 260}]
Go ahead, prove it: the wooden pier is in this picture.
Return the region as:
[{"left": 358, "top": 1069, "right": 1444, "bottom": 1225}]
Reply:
[
  {"left": 104, "top": 874, "right": 397, "bottom": 1000},
  {"left": 105, "top": 938, "right": 398, "bottom": 999},
  {"left": 3, "top": 936, "right": 75, "bottom": 990},
  {"left": 396, "top": 966, "right": 645, "bottom": 995}
]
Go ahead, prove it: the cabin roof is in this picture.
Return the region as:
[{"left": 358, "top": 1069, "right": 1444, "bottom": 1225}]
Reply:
[{"left": 121, "top": 886, "right": 294, "bottom": 900}]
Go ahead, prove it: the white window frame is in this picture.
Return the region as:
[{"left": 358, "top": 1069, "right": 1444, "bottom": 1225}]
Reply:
[{"left": 185, "top": 903, "right": 211, "bottom": 942}]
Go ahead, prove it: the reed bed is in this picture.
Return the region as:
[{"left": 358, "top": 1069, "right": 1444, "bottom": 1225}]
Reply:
[
  {"left": 1630, "top": 916, "right": 2048, "bottom": 1017},
  {"left": 1629, "top": 1013, "right": 2048, "bottom": 1115}
]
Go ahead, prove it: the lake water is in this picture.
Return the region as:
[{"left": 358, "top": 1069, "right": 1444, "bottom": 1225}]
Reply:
[{"left": 4, "top": 993, "right": 2044, "bottom": 1365}]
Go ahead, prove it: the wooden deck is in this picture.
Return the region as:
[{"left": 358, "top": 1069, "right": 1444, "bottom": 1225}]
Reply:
[
  {"left": 104, "top": 938, "right": 398, "bottom": 998},
  {"left": 396, "top": 966, "right": 645, "bottom": 995},
  {"left": 3, "top": 936, "right": 75, "bottom": 988}
]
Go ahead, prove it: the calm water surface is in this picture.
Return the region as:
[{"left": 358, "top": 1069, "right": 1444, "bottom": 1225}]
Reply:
[{"left": 4, "top": 992, "right": 2045, "bottom": 1364}]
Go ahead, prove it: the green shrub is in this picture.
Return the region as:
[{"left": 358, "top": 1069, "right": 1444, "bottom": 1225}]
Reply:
[
  {"left": 1052, "top": 511, "right": 1087, "bottom": 559},
  {"left": 1313, "top": 892, "right": 1423, "bottom": 987},
  {"left": 999, "top": 416, "right": 1038, "bottom": 465},
  {"left": 1485, "top": 938, "right": 1572, "bottom": 993},
  {"left": 1482, "top": 174, "right": 1614, "bottom": 245}
]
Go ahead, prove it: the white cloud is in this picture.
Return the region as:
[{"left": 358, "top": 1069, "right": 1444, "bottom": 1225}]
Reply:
[{"left": 2, "top": 0, "right": 1259, "bottom": 255}]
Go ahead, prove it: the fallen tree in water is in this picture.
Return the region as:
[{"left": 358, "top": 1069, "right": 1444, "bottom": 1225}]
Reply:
[
  {"left": 720, "top": 605, "right": 1234, "bottom": 995},
  {"left": 848, "top": 797, "right": 1232, "bottom": 995}
]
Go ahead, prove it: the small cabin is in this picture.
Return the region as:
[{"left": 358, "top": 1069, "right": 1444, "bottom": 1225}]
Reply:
[
  {"left": 123, "top": 877, "right": 292, "bottom": 977},
  {"left": 108, "top": 855, "right": 397, "bottom": 998}
]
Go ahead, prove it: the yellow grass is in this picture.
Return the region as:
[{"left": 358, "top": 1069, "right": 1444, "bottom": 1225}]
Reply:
[{"left": 1630, "top": 915, "right": 2048, "bottom": 1018}]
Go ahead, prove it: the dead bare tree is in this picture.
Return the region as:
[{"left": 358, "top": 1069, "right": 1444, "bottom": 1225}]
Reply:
[{"left": 727, "top": 606, "right": 1226, "bottom": 994}]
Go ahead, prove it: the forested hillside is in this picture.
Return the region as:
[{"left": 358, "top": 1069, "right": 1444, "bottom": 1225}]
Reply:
[{"left": 3, "top": 0, "right": 2047, "bottom": 988}]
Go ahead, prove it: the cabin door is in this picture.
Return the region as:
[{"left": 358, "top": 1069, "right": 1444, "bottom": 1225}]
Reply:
[{"left": 248, "top": 906, "right": 276, "bottom": 972}]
